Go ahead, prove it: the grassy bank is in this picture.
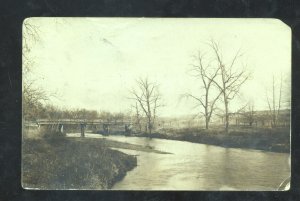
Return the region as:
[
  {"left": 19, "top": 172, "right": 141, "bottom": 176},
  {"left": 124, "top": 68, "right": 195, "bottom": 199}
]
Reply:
[
  {"left": 22, "top": 137, "right": 137, "bottom": 189},
  {"left": 134, "top": 127, "right": 290, "bottom": 153}
]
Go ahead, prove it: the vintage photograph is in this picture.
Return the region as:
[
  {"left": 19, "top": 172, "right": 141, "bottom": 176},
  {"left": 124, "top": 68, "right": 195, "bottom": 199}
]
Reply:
[{"left": 22, "top": 18, "right": 291, "bottom": 190}]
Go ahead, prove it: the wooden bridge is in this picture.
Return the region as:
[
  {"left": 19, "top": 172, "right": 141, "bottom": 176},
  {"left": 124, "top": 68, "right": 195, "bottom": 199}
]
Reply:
[{"left": 26, "top": 119, "right": 132, "bottom": 137}]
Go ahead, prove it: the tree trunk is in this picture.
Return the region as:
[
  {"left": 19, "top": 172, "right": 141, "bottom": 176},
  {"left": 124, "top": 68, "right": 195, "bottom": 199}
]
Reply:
[
  {"left": 149, "top": 122, "right": 152, "bottom": 135},
  {"left": 224, "top": 100, "right": 229, "bottom": 133},
  {"left": 80, "top": 124, "right": 85, "bottom": 137},
  {"left": 205, "top": 90, "right": 209, "bottom": 129}
]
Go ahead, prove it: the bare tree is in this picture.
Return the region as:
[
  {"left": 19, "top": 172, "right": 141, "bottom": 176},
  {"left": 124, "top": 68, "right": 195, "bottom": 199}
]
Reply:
[
  {"left": 133, "top": 102, "right": 143, "bottom": 132},
  {"left": 130, "top": 77, "right": 162, "bottom": 134},
  {"left": 23, "top": 19, "right": 63, "bottom": 121},
  {"left": 239, "top": 102, "right": 255, "bottom": 126},
  {"left": 209, "top": 40, "right": 250, "bottom": 133},
  {"left": 23, "top": 82, "right": 49, "bottom": 120},
  {"left": 266, "top": 75, "right": 283, "bottom": 127},
  {"left": 99, "top": 111, "right": 114, "bottom": 122},
  {"left": 113, "top": 112, "right": 125, "bottom": 123},
  {"left": 23, "top": 19, "right": 49, "bottom": 121},
  {"left": 183, "top": 51, "right": 222, "bottom": 129}
]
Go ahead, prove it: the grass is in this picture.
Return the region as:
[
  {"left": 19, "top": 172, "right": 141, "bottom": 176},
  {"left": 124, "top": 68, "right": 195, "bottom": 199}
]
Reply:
[
  {"left": 22, "top": 137, "right": 137, "bottom": 190},
  {"left": 134, "top": 126, "right": 290, "bottom": 153}
]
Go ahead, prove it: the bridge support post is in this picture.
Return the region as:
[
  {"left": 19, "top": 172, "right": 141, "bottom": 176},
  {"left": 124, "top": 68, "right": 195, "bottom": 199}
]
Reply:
[
  {"left": 58, "top": 124, "right": 64, "bottom": 134},
  {"left": 80, "top": 123, "right": 85, "bottom": 137}
]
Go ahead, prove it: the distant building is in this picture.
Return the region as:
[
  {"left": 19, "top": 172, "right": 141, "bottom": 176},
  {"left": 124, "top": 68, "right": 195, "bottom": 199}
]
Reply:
[{"left": 224, "top": 109, "right": 290, "bottom": 128}]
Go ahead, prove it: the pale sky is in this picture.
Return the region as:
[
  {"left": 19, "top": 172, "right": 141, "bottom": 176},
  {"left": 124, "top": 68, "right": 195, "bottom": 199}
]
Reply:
[{"left": 23, "top": 18, "right": 291, "bottom": 117}]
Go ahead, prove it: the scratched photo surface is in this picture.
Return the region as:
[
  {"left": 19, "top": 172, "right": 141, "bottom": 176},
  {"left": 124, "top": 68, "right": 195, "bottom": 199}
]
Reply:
[{"left": 22, "top": 18, "right": 291, "bottom": 190}]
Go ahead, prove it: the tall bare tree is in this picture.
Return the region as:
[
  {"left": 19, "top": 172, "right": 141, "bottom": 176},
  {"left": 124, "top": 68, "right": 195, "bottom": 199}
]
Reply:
[
  {"left": 266, "top": 75, "right": 283, "bottom": 127},
  {"left": 23, "top": 19, "right": 61, "bottom": 121},
  {"left": 130, "top": 77, "right": 162, "bottom": 134},
  {"left": 183, "top": 51, "right": 222, "bottom": 129},
  {"left": 209, "top": 40, "right": 250, "bottom": 133},
  {"left": 23, "top": 19, "right": 49, "bottom": 121}
]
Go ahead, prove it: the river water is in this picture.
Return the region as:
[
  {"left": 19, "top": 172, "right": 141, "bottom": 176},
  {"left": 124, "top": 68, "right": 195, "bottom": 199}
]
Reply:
[{"left": 68, "top": 133, "right": 290, "bottom": 190}]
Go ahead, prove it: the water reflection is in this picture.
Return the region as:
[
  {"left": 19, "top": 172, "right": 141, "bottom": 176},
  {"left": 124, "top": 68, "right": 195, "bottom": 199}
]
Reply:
[
  {"left": 107, "top": 136, "right": 289, "bottom": 190},
  {"left": 67, "top": 133, "right": 290, "bottom": 190}
]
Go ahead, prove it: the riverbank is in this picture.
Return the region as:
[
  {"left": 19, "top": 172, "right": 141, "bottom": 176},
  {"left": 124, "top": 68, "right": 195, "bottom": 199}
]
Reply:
[
  {"left": 22, "top": 137, "right": 138, "bottom": 189},
  {"left": 133, "top": 127, "right": 290, "bottom": 153}
]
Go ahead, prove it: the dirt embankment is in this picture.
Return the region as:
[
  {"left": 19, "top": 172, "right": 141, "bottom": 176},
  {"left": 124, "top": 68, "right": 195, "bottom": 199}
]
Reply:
[
  {"left": 22, "top": 137, "right": 137, "bottom": 190},
  {"left": 134, "top": 127, "right": 290, "bottom": 153}
]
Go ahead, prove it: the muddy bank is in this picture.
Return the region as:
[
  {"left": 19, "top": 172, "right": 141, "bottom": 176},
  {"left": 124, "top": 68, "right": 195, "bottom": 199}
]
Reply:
[
  {"left": 22, "top": 137, "right": 137, "bottom": 189},
  {"left": 101, "top": 138, "right": 171, "bottom": 154},
  {"left": 133, "top": 127, "right": 290, "bottom": 153}
]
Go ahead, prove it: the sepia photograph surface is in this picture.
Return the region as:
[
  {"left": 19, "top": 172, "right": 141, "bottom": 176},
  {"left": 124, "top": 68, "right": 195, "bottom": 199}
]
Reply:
[{"left": 22, "top": 18, "right": 291, "bottom": 190}]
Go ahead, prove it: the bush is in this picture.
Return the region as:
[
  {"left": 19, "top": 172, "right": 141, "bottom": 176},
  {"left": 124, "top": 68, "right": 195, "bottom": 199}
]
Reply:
[{"left": 40, "top": 127, "right": 66, "bottom": 139}]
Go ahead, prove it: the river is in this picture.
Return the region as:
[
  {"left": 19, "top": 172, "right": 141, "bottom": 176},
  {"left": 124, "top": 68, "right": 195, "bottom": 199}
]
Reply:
[{"left": 68, "top": 133, "right": 290, "bottom": 190}]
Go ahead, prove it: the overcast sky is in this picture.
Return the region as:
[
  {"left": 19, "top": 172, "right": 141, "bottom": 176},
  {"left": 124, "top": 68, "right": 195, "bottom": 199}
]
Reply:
[{"left": 23, "top": 18, "right": 291, "bottom": 117}]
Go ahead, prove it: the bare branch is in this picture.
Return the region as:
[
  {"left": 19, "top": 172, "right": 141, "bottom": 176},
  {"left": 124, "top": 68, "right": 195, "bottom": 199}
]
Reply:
[
  {"left": 129, "top": 77, "right": 162, "bottom": 134},
  {"left": 184, "top": 45, "right": 225, "bottom": 129},
  {"left": 207, "top": 39, "right": 250, "bottom": 132}
]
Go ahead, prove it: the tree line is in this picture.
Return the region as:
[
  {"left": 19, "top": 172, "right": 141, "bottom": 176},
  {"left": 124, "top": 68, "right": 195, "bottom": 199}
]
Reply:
[{"left": 24, "top": 104, "right": 130, "bottom": 124}]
